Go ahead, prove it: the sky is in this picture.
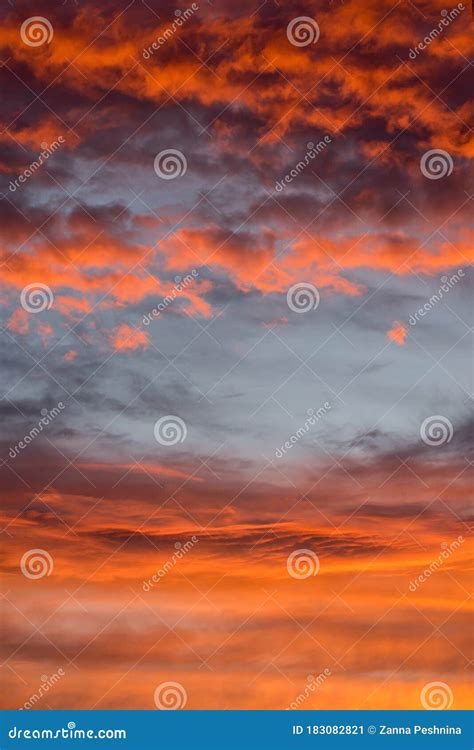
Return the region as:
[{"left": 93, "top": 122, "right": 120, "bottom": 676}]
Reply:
[{"left": 0, "top": 0, "right": 473, "bottom": 711}]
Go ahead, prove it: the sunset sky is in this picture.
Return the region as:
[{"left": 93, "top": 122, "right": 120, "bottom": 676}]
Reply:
[{"left": 0, "top": 0, "right": 472, "bottom": 711}]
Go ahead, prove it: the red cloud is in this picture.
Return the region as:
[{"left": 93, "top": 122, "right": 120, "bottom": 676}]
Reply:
[
  {"left": 387, "top": 321, "right": 407, "bottom": 346},
  {"left": 6, "top": 308, "right": 29, "bottom": 335},
  {"left": 37, "top": 322, "right": 54, "bottom": 348},
  {"left": 110, "top": 323, "right": 149, "bottom": 352}
]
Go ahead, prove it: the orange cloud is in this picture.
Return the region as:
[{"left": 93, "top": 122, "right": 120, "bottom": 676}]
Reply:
[
  {"left": 0, "top": 0, "right": 471, "bottom": 334},
  {"left": 1, "top": 437, "right": 472, "bottom": 710},
  {"left": 1, "top": 0, "right": 472, "bottom": 715},
  {"left": 37, "top": 322, "right": 54, "bottom": 348},
  {"left": 79, "top": 461, "right": 203, "bottom": 483},
  {"left": 387, "top": 321, "right": 407, "bottom": 346},
  {"left": 1, "top": 0, "right": 472, "bottom": 160},
  {"left": 110, "top": 323, "right": 149, "bottom": 351},
  {"left": 6, "top": 308, "right": 29, "bottom": 335},
  {"left": 55, "top": 295, "right": 93, "bottom": 318}
]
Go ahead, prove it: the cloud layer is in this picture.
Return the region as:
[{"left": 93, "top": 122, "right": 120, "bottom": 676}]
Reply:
[{"left": 0, "top": 0, "right": 472, "bottom": 711}]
